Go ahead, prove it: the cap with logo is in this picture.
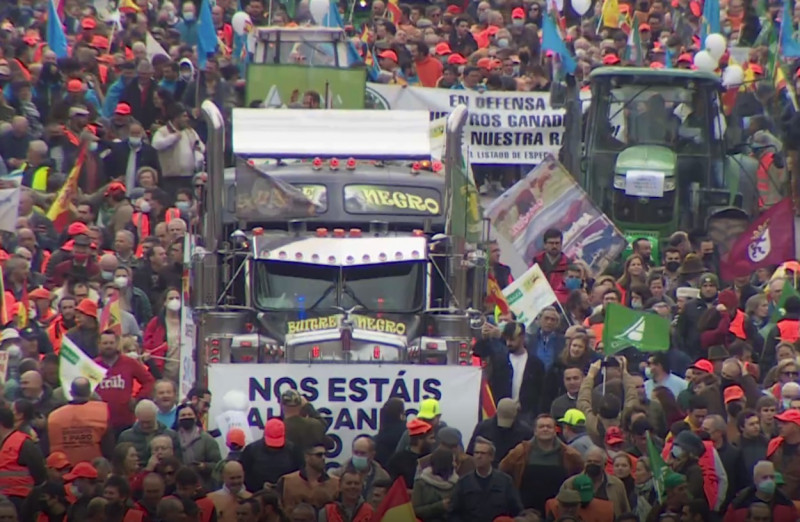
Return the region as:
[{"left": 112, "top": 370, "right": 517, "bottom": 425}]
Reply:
[
  {"left": 280, "top": 388, "right": 303, "bottom": 407},
  {"left": 572, "top": 474, "right": 595, "bottom": 503}
]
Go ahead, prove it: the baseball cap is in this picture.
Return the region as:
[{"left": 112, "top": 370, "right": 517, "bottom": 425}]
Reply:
[
  {"left": 114, "top": 102, "right": 132, "bottom": 116},
  {"left": 81, "top": 17, "right": 97, "bottom": 29},
  {"left": 511, "top": 7, "right": 525, "bottom": 18},
  {"left": 775, "top": 409, "right": 800, "bottom": 426},
  {"left": 558, "top": 408, "right": 587, "bottom": 426},
  {"left": 63, "top": 462, "right": 98, "bottom": 481},
  {"left": 496, "top": 398, "right": 518, "bottom": 428},
  {"left": 280, "top": 388, "right": 303, "bottom": 407},
  {"left": 572, "top": 474, "right": 594, "bottom": 503},
  {"left": 67, "top": 79, "right": 85, "bottom": 93},
  {"left": 434, "top": 42, "right": 452, "bottom": 56},
  {"left": 90, "top": 35, "right": 109, "bottom": 50},
  {"left": 407, "top": 418, "right": 432, "bottom": 436},
  {"left": 0, "top": 329, "right": 19, "bottom": 342},
  {"left": 750, "top": 63, "right": 764, "bottom": 75},
  {"left": 226, "top": 428, "right": 246, "bottom": 448},
  {"left": 417, "top": 398, "right": 441, "bottom": 420},
  {"left": 378, "top": 50, "right": 398, "bottom": 63},
  {"left": 639, "top": 23, "right": 651, "bottom": 32},
  {"left": 46, "top": 451, "right": 71, "bottom": 470},
  {"left": 605, "top": 426, "right": 624, "bottom": 446},
  {"left": 264, "top": 418, "right": 285, "bottom": 448},
  {"left": 437, "top": 427, "right": 462, "bottom": 447},
  {"left": 689, "top": 359, "right": 713, "bottom": 374},
  {"left": 664, "top": 471, "right": 687, "bottom": 490},
  {"left": 556, "top": 488, "right": 581, "bottom": 505},
  {"left": 69, "top": 106, "right": 90, "bottom": 117},
  {"left": 76, "top": 298, "right": 98, "bottom": 319},
  {"left": 699, "top": 273, "right": 719, "bottom": 287},
  {"left": 67, "top": 222, "right": 90, "bottom": 237},
  {"left": 105, "top": 181, "right": 126, "bottom": 195},
  {"left": 677, "top": 53, "right": 694, "bottom": 64},
  {"left": 29, "top": 288, "right": 51, "bottom": 301},
  {"left": 447, "top": 54, "right": 467, "bottom": 65},
  {"left": 723, "top": 385, "right": 745, "bottom": 404},
  {"left": 603, "top": 54, "right": 621, "bottom": 65}
]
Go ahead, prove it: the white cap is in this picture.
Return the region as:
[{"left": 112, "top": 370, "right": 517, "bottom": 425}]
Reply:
[
  {"left": 676, "top": 287, "right": 701, "bottom": 300},
  {"left": 0, "top": 329, "right": 20, "bottom": 342}
]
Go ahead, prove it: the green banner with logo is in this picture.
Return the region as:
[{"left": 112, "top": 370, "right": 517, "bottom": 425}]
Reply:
[{"left": 602, "top": 303, "right": 670, "bottom": 355}]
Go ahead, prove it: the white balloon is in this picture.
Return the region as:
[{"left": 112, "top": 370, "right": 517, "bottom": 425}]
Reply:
[
  {"left": 722, "top": 64, "right": 744, "bottom": 87},
  {"left": 693, "top": 50, "right": 717, "bottom": 73},
  {"left": 309, "top": 0, "right": 330, "bottom": 24},
  {"left": 704, "top": 33, "right": 727, "bottom": 60},
  {"left": 222, "top": 390, "right": 250, "bottom": 412},
  {"left": 231, "top": 11, "right": 251, "bottom": 36},
  {"left": 572, "top": 0, "right": 592, "bottom": 16}
]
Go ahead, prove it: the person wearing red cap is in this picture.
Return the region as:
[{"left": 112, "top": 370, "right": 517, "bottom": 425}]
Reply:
[
  {"left": 240, "top": 418, "right": 303, "bottom": 494},
  {"left": 767, "top": 409, "right": 800, "bottom": 500},
  {"left": 47, "top": 234, "right": 101, "bottom": 289},
  {"left": 63, "top": 297, "right": 101, "bottom": 358},
  {"left": 386, "top": 418, "right": 434, "bottom": 492},
  {"left": 79, "top": 16, "right": 97, "bottom": 43},
  {"left": 63, "top": 462, "right": 100, "bottom": 520},
  {"left": 376, "top": 49, "right": 406, "bottom": 85}
]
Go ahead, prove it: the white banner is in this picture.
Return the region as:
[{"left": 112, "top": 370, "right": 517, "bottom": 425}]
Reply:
[
  {"left": 502, "top": 264, "right": 558, "bottom": 328},
  {"left": 60, "top": 337, "right": 108, "bottom": 400},
  {"left": 366, "top": 84, "right": 565, "bottom": 165},
  {"left": 207, "top": 364, "right": 482, "bottom": 467},
  {"left": 179, "top": 234, "right": 196, "bottom": 400}
]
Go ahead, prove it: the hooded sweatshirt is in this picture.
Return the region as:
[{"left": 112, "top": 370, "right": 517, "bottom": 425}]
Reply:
[{"left": 94, "top": 354, "right": 156, "bottom": 428}]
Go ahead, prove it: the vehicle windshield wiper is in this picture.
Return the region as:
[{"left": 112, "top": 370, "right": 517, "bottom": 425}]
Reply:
[
  {"left": 307, "top": 282, "right": 337, "bottom": 311},
  {"left": 342, "top": 284, "right": 369, "bottom": 310},
  {"left": 607, "top": 85, "right": 652, "bottom": 124}
]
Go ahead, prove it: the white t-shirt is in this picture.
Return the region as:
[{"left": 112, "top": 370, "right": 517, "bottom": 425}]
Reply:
[{"left": 509, "top": 350, "right": 528, "bottom": 401}]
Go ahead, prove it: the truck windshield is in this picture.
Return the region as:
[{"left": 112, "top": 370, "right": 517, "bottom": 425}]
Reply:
[
  {"left": 266, "top": 40, "right": 338, "bottom": 66},
  {"left": 592, "top": 83, "right": 713, "bottom": 153},
  {"left": 254, "top": 261, "right": 424, "bottom": 313}
]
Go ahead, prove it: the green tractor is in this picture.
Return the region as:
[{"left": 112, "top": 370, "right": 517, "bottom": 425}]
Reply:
[{"left": 558, "top": 67, "right": 761, "bottom": 254}]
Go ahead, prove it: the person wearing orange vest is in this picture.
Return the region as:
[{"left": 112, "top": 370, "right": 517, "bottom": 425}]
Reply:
[
  {"left": 104, "top": 475, "right": 146, "bottom": 522},
  {"left": 0, "top": 405, "right": 47, "bottom": 511},
  {"left": 131, "top": 210, "right": 151, "bottom": 257},
  {"left": 764, "top": 295, "right": 800, "bottom": 371},
  {"left": 47, "top": 296, "right": 78, "bottom": 355},
  {"left": 319, "top": 470, "right": 375, "bottom": 522},
  {"left": 173, "top": 467, "right": 219, "bottom": 522},
  {"left": 46, "top": 377, "right": 114, "bottom": 465}
]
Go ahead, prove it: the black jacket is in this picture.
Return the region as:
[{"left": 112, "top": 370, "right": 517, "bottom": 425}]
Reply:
[
  {"left": 102, "top": 140, "right": 161, "bottom": 180},
  {"left": 375, "top": 421, "right": 405, "bottom": 468},
  {"left": 240, "top": 440, "right": 303, "bottom": 493},
  {"left": 466, "top": 417, "right": 532, "bottom": 466},
  {"left": 448, "top": 469, "right": 522, "bottom": 522},
  {"left": 120, "top": 81, "right": 159, "bottom": 130},
  {"left": 477, "top": 339, "right": 545, "bottom": 420}
]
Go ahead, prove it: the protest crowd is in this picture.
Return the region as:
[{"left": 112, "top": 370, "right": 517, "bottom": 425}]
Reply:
[{"left": 0, "top": 0, "right": 798, "bottom": 519}]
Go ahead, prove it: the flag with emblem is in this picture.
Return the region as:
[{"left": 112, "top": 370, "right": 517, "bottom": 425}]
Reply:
[
  {"left": 486, "top": 273, "right": 510, "bottom": 316},
  {"left": 59, "top": 336, "right": 108, "bottom": 400},
  {"left": 603, "top": 303, "right": 670, "bottom": 355},
  {"left": 720, "top": 198, "right": 795, "bottom": 281},
  {"left": 99, "top": 294, "right": 122, "bottom": 336},
  {"left": 47, "top": 144, "right": 87, "bottom": 233},
  {"left": 480, "top": 378, "right": 496, "bottom": 420},
  {"left": 384, "top": 0, "right": 403, "bottom": 23},
  {"left": 647, "top": 431, "right": 668, "bottom": 503}
]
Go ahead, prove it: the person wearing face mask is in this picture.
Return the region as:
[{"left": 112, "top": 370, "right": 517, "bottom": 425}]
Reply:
[
  {"left": 332, "top": 436, "right": 390, "bottom": 503},
  {"left": 104, "top": 122, "right": 161, "bottom": 195},
  {"left": 175, "top": 1, "right": 200, "bottom": 47},
  {"left": 172, "top": 404, "right": 221, "bottom": 492},
  {"left": 723, "top": 460, "right": 797, "bottom": 521},
  {"left": 63, "top": 462, "right": 100, "bottom": 521},
  {"left": 112, "top": 266, "right": 152, "bottom": 326},
  {"left": 142, "top": 288, "right": 182, "bottom": 381}
]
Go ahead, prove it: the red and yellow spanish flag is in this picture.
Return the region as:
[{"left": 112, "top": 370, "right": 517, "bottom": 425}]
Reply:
[
  {"left": 486, "top": 273, "right": 510, "bottom": 316},
  {"left": 119, "top": 0, "right": 142, "bottom": 13},
  {"left": 17, "top": 283, "right": 29, "bottom": 329},
  {"left": 99, "top": 294, "right": 122, "bottom": 336},
  {"left": 373, "top": 478, "right": 416, "bottom": 521},
  {"left": 384, "top": 0, "right": 403, "bottom": 23},
  {"left": 47, "top": 145, "right": 87, "bottom": 233},
  {"left": 480, "top": 378, "right": 496, "bottom": 420},
  {"left": 0, "top": 266, "right": 8, "bottom": 326}
]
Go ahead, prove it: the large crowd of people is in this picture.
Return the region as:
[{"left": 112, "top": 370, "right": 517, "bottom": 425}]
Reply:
[{"left": 0, "top": 0, "right": 797, "bottom": 521}]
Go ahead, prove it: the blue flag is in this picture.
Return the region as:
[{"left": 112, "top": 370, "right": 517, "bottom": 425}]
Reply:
[
  {"left": 665, "top": 46, "right": 673, "bottom": 68},
  {"left": 197, "top": 0, "right": 218, "bottom": 68},
  {"left": 542, "top": 11, "right": 576, "bottom": 74},
  {"left": 782, "top": 0, "right": 800, "bottom": 58},
  {"left": 322, "top": 1, "right": 364, "bottom": 67},
  {"left": 47, "top": 0, "right": 68, "bottom": 59},
  {"left": 700, "top": 0, "right": 720, "bottom": 46}
]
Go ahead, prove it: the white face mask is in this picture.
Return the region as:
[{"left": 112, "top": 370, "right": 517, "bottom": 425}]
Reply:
[
  {"left": 166, "top": 299, "right": 181, "bottom": 312},
  {"left": 139, "top": 200, "right": 151, "bottom": 213},
  {"left": 114, "top": 276, "right": 129, "bottom": 288}
]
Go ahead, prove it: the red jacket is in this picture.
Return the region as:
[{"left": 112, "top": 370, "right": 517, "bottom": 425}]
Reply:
[
  {"left": 94, "top": 354, "right": 155, "bottom": 428},
  {"left": 142, "top": 317, "right": 168, "bottom": 371},
  {"left": 722, "top": 486, "right": 798, "bottom": 522},
  {"left": 46, "top": 259, "right": 101, "bottom": 289},
  {"left": 531, "top": 251, "right": 571, "bottom": 303}
]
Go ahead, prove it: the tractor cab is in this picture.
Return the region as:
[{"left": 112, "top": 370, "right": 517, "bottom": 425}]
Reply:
[{"left": 579, "top": 68, "right": 755, "bottom": 241}]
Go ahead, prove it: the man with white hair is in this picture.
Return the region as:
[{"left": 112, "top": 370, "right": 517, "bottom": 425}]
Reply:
[
  {"left": 724, "top": 460, "right": 797, "bottom": 519},
  {"left": 118, "top": 399, "right": 181, "bottom": 463},
  {"left": 16, "top": 140, "right": 52, "bottom": 192}
]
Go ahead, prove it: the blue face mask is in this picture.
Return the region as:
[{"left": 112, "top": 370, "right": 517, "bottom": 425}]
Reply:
[
  {"left": 351, "top": 455, "right": 369, "bottom": 471},
  {"left": 670, "top": 445, "right": 685, "bottom": 459},
  {"left": 644, "top": 366, "right": 653, "bottom": 379},
  {"left": 758, "top": 478, "right": 776, "bottom": 495},
  {"left": 565, "top": 278, "right": 582, "bottom": 290}
]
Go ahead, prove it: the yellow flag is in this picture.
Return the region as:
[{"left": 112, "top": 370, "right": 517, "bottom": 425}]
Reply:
[{"left": 602, "top": 0, "right": 620, "bottom": 28}]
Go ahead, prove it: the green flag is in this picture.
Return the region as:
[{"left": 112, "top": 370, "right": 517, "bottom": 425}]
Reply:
[
  {"left": 602, "top": 303, "right": 670, "bottom": 355},
  {"left": 647, "top": 431, "right": 668, "bottom": 504}
]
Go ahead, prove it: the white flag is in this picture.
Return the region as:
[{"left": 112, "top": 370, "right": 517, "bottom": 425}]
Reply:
[
  {"left": 59, "top": 336, "right": 108, "bottom": 400},
  {"left": 146, "top": 32, "right": 169, "bottom": 61},
  {"left": 502, "top": 263, "right": 558, "bottom": 328},
  {"left": 0, "top": 188, "right": 20, "bottom": 233}
]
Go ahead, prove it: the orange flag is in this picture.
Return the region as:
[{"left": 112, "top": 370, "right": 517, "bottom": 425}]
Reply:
[
  {"left": 372, "top": 478, "right": 416, "bottom": 521},
  {"left": 480, "top": 378, "right": 497, "bottom": 420},
  {"left": 385, "top": 0, "right": 403, "bottom": 22},
  {"left": 99, "top": 295, "right": 122, "bottom": 336},
  {"left": 47, "top": 145, "right": 87, "bottom": 233}
]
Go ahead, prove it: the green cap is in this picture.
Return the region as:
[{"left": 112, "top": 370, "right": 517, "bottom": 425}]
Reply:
[
  {"left": 776, "top": 472, "right": 785, "bottom": 486},
  {"left": 664, "top": 472, "right": 687, "bottom": 491},
  {"left": 572, "top": 474, "right": 594, "bottom": 503}
]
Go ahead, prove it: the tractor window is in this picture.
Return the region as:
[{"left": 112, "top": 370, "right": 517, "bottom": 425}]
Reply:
[
  {"left": 594, "top": 84, "right": 711, "bottom": 153},
  {"left": 266, "top": 40, "right": 338, "bottom": 66}
]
